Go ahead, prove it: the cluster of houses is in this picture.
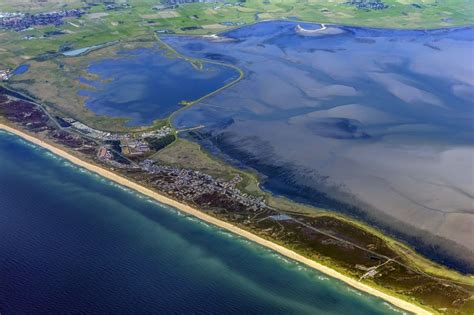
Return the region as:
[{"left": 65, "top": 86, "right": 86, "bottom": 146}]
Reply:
[
  {"left": 98, "top": 146, "right": 113, "bottom": 160},
  {"left": 121, "top": 139, "right": 150, "bottom": 155},
  {"left": 97, "top": 146, "right": 135, "bottom": 168},
  {"left": 62, "top": 117, "right": 174, "bottom": 157},
  {"left": 63, "top": 117, "right": 172, "bottom": 141},
  {"left": 62, "top": 118, "right": 110, "bottom": 139},
  {"left": 160, "top": 0, "right": 222, "bottom": 5},
  {"left": 140, "top": 159, "right": 266, "bottom": 211},
  {"left": 95, "top": 136, "right": 269, "bottom": 214},
  {"left": 0, "top": 69, "right": 11, "bottom": 81},
  {"left": 346, "top": 0, "right": 388, "bottom": 10},
  {"left": 95, "top": 143, "right": 268, "bottom": 213},
  {"left": 0, "top": 9, "right": 84, "bottom": 31}
]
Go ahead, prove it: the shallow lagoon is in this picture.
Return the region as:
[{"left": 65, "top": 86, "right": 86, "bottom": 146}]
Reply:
[
  {"left": 79, "top": 47, "right": 239, "bottom": 126},
  {"left": 0, "top": 131, "right": 402, "bottom": 314},
  {"left": 165, "top": 21, "right": 474, "bottom": 271}
]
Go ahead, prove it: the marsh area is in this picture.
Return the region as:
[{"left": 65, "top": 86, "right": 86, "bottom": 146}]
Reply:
[
  {"left": 164, "top": 21, "right": 474, "bottom": 271},
  {"left": 79, "top": 46, "right": 240, "bottom": 125}
]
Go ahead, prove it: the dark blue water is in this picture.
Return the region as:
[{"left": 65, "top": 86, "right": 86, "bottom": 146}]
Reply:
[
  {"left": 79, "top": 47, "right": 239, "bottom": 126},
  {"left": 12, "top": 64, "right": 29, "bottom": 75},
  {"left": 0, "top": 131, "right": 403, "bottom": 314}
]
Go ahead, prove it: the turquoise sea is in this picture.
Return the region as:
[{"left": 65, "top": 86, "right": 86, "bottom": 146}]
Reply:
[{"left": 0, "top": 131, "right": 404, "bottom": 314}]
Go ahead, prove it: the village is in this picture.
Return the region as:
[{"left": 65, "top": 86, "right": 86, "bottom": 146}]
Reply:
[
  {"left": 140, "top": 159, "right": 266, "bottom": 211},
  {"left": 0, "top": 9, "right": 84, "bottom": 31},
  {"left": 0, "top": 69, "right": 11, "bottom": 81},
  {"left": 30, "top": 108, "right": 266, "bottom": 212},
  {"left": 62, "top": 117, "right": 173, "bottom": 157},
  {"left": 0, "top": 89, "right": 266, "bottom": 213},
  {"left": 345, "top": 0, "right": 388, "bottom": 10}
]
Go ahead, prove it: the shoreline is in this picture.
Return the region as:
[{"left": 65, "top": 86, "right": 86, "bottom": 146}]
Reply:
[
  {"left": 207, "top": 19, "right": 473, "bottom": 39},
  {"left": 0, "top": 123, "right": 432, "bottom": 315}
]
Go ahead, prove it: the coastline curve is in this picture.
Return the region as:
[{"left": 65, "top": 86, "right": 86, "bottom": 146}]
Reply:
[{"left": 0, "top": 122, "right": 432, "bottom": 315}]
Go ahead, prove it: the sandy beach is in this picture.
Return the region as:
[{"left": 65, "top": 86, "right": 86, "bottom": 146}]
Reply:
[{"left": 0, "top": 123, "right": 432, "bottom": 315}]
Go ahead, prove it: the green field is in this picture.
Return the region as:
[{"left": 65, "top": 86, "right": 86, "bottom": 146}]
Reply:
[
  {"left": 5, "top": 38, "right": 160, "bottom": 131},
  {"left": 1, "top": 0, "right": 473, "bottom": 69}
]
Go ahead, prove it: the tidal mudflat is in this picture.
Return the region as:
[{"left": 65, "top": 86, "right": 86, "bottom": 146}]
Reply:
[
  {"left": 166, "top": 21, "right": 474, "bottom": 271},
  {"left": 0, "top": 131, "right": 403, "bottom": 314},
  {"left": 79, "top": 46, "right": 239, "bottom": 126}
]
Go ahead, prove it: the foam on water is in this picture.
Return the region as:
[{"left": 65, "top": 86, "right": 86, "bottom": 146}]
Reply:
[{"left": 0, "top": 131, "right": 404, "bottom": 314}]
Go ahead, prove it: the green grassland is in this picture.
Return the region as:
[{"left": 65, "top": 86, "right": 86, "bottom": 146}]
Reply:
[
  {"left": 0, "top": 0, "right": 84, "bottom": 13},
  {"left": 5, "top": 34, "right": 243, "bottom": 132},
  {"left": 1, "top": 0, "right": 473, "bottom": 70},
  {"left": 5, "top": 38, "right": 160, "bottom": 131}
]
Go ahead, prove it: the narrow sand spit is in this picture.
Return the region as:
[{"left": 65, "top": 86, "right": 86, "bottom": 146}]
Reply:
[{"left": 0, "top": 123, "right": 432, "bottom": 315}]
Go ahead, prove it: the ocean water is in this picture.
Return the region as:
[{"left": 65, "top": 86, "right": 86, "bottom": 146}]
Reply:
[{"left": 0, "top": 131, "right": 403, "bottom": 314}]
